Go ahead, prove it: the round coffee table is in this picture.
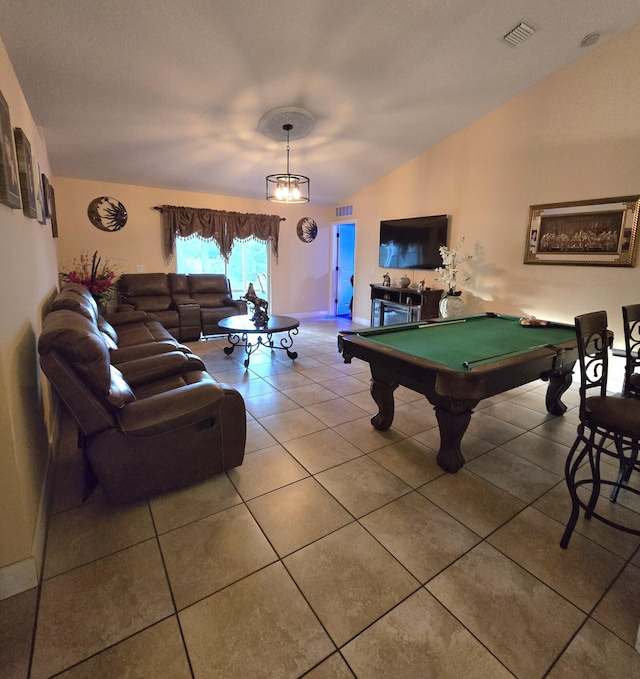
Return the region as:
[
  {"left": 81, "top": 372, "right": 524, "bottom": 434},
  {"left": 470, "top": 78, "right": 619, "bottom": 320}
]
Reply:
[{"left": 218, "top": 314, "right": 300, "bottom": 368}]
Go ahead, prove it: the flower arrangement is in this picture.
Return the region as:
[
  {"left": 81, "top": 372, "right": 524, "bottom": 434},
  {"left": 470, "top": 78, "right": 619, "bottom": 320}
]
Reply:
[
  {"left": 60, "top": 251, "right": 118, "bottom": 299},
  {"left": 434, "top": 237, "right": 472, "bottom": 295}
]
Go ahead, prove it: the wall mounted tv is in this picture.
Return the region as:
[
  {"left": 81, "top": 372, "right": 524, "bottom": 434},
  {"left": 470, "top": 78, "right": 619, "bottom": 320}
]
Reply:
[{"left": 379, "top": 214, "right": 449, "bottom": 270}]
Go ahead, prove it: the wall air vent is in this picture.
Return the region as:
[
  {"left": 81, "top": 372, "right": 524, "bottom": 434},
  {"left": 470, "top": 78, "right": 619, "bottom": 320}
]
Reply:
[
  {"left": 335, "top": 204, "right": 353, "bottom": 218},
  {"left": 502, "top": 21, "right": 536, "bottom": 46}
]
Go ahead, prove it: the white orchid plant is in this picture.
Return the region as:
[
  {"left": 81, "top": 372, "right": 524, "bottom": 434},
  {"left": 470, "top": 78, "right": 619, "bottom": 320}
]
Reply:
[{"left": 434, "top": 237, "right": 472, "bottom": 295}]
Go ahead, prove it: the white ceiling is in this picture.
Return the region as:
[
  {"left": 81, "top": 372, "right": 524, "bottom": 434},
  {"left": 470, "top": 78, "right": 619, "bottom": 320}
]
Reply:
[{"left": 1, "top": 1, "right": 640, "bottom": 206}]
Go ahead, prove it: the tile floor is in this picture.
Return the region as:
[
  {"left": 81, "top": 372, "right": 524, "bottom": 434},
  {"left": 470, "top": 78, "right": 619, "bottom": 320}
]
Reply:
[{"left": 2, "top": 316, "right": 640, "bottom": 678}]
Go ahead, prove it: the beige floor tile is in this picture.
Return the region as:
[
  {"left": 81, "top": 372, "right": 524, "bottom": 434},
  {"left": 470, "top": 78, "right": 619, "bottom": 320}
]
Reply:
[
  {"left": 418, "top": 468, "right": 526, "bottom": 537},
  {"left": 284, "top": 523, "right": 419, "bottom": 646},
  {"left": 531, "top": 416, "right": 581, "bottom": 448},
  {"left": 466, "top": 447, "right": 562, "bottom": 503},
  {"left": 299, "top": 365, "right": 348, "bottom": 382},
  {"left": 391, "top": 402, "right": 439, "bottom": 436},
  {"left": 243, "top": 390, "right": 300, "bottom": 418},
  {"left": 546, "top": 619, "right": 640, "bottom": 678},
  {"left": 283, "top": 428, "right": 363, "bottom": 473},
  {"left": 227, "top": 444, "right": 309, "bottom": 499},
  {"left": 333, "top": 415, "right": 405, "bottom": 453},
  {"left": 0, "top": 587, "right": 37, "bottom": 679},
  {"left": 305, "top": 397, "right": 369, "bottom": 427},
  {"left": 31, "top": 540, "right": 173, "bottom": 679},
  {"left": 43, "top": 499, "right": 155, "bottom": 578},
  {"left": 592, "top": 562, "right": 640, "bottom": 646},
  {"left": 247, "top": 477, "right": 353, "bottom": 556},
  {"left": 343, "top": 389, "right": 380, "bottom": 414},
  {"left": 508, "top": 388, "right": 553, "bottom": 414},
  {"left": 360, "top": 492, "right": 480, "bottom": 582},
  {"left": 342, "top": 589, "right": 515, "bottom": 679},
  {"left": 259, "top": 407, "right": 327, "bottom": 442},
  {"left": 55, "top": 617, "right": 191, "bottom": 679},
  {"left": 263, "top": 371, "right": 316, "bottom": 390},
  {"left": 488, "top": 507, "right": 625, "bottom": 612},
  {"left": 316, "top": 456, "right": 412, "bottom": 518},
  {"left": 244, "top": 419, "right": 278, "bottom": 453},
  {"left": 149, "top": 473, "right": 242, "bottom": 534},
  {"left": 427, "top": 542, "right": 584, "bottom": 679},
  {"left": 499, "top": 431, "right": 570, "bottom": 475},
  {"left": 481, "top": 399, "right": 553, "bottom": 430},
  {"left": 466, "top": 411, "right": 527, "bottom": 446},
  {"left": 368, "top": 437, "right": 444, "bottom": 487},
  {"left": 224, "top": 377, "right": 276, "bottom": 399},
  {"left": 282, "top": 382, "right": 340, "bottom": 406},
  {"left": 320, "top": 374, "right": 370, "bottom": 396},
  {"left": 180, "top": 562, "right": 334, "bottom": 678},
  {"left": 159, "top": 504, "right": 277, "bottom": 609},
  {"left": 303, "top": 652, "right": 356, "bottom": 678}
]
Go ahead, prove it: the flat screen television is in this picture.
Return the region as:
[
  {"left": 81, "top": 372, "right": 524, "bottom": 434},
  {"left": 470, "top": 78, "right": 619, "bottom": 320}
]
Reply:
[{"left": 379, "top": 215, "right": 449, "bottom": 270}]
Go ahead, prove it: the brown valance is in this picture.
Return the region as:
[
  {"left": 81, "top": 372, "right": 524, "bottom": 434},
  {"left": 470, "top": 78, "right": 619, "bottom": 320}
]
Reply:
[{"left": 159, "top": 205, "right": 282, "bottom": 263}]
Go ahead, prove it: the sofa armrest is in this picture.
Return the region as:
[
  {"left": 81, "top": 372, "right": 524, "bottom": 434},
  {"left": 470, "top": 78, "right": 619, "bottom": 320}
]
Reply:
[
  {"left": 227, "top": 299, "right": 248, "bottom": 314},
  {"left": 110, "top": 341, "right": 186, "bottom": 364},
  {"left": 117, "top": 351, "right": 199, "bottom": 386},
  {"left": 115, "top": 303, "right": 136, "bottom": 313},
  {"left": 117, "top": 381, "right": 225, "bottom": 436},
  {"left": 103, "top": 310, "right": 151, "bottom": 326}
]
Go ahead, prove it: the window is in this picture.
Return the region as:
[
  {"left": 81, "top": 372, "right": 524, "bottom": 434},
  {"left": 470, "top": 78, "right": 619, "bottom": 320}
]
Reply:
[{"left": 176, "top": 235, "right": 269, "bottom": 300}]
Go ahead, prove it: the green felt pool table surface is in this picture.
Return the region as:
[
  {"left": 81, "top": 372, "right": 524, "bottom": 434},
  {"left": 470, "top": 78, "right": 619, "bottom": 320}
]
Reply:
[{"left": 352, "top": 313, "right": 576, "bottom": 371}]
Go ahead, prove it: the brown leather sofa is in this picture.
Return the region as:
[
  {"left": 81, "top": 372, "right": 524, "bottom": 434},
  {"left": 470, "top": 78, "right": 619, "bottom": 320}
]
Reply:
[
  {"left": 39, "top": 284, "right": 247, "bottom": 503},
  {"left": 117, "top": 273, "right": 248, "bottom": 341}
]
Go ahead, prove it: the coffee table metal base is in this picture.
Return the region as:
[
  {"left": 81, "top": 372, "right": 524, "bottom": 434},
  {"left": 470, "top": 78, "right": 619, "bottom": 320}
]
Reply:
[{"left": 219, "top": 315, "right": 300, "bottom": 368}]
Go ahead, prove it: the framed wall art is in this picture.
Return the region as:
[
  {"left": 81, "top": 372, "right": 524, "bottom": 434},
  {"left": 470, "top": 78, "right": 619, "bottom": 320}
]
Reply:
[
  {"left": 46, "top": 180, "right": 58, "bottom": 237},
  {"left": 13, "top": 127, "right": 37, "bottom": 218},
  {"left": 0, "top": 89, "right": 21, "bottom": 209},
  {"left": 35, "top": 161, "right": 47, "bottom": 225},
  {"left": 524, "top": 195, "right": 640, "bottom": 267}
]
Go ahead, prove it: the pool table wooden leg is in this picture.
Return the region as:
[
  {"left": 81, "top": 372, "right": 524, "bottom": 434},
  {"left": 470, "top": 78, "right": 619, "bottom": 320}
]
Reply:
[
  {"left": 369, "top": 378, "right": 399, "bottom": 430},
  {"left": 542, "top": 369, "right": 573, "bottom": 416},
  {"left": 434, "top": 406, "right": 472, "bottom": 473}
]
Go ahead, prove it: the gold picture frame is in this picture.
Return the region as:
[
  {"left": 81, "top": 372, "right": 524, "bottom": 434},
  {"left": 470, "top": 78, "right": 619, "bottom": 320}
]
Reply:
[{"left": 524, "top": 195, "right": 639, "bottom": 267}]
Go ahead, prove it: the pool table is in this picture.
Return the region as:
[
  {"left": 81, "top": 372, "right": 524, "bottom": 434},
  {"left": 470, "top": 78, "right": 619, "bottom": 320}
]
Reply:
[{"left": 337, "top": 313, "right": 578, "bottom": 473}]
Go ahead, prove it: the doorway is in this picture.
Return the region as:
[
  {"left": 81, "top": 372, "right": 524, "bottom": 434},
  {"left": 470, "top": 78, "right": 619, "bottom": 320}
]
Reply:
[{"left": 333, "top": 222, "right": 356, "bottom": 317}]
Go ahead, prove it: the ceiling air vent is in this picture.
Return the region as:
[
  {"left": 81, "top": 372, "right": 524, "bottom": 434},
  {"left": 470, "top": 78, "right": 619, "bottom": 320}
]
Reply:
[
  {"left": 335, "top": 204, "right": 353, "bottom": 218},
  {"left": 502, "top": 21, "right": 536, "bottom": 46}
]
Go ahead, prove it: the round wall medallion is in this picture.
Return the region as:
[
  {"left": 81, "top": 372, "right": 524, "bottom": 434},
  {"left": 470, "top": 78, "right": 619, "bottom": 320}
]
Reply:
[
  {"left": 87, "top": 196, "right": 128, "bottom": 232},
  {"left": 296, "top": 217, "right": 318, "bottom": 243}
]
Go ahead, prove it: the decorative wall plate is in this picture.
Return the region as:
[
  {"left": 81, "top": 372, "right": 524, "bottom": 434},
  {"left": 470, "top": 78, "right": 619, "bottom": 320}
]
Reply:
[
  {"left": 296, "top": 217, "right": 318, "bottom": 243},
  {"left": 88, "top": 196, "right": 127, "bottom": 232}
]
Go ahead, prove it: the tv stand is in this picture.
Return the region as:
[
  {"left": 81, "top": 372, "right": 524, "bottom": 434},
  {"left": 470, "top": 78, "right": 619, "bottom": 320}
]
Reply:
[{"left": 370, "top": 284, "right": 442, "bottom": 327}]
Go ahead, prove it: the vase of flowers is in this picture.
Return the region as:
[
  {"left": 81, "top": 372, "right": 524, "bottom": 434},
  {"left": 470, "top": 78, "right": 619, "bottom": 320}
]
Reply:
[
  {"left": 60, "top": 251, "right": 118, "bottom": 312},
  {"left": 434, "top": 238, "right": 472, "bottom": 318}
]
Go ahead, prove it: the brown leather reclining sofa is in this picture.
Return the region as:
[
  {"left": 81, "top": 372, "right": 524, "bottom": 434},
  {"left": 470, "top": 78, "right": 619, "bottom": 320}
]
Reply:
[
  {"left": 39, "top": 283, "right": 246, "bottom": 504},
  {"left": 116, "top": 273, "right": 248, "bottom": 341}
]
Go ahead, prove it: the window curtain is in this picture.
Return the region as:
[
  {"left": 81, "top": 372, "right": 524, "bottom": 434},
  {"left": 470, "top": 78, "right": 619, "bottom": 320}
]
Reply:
[{"left": 160, "top": 205, "right": 281, "bottom": 263}]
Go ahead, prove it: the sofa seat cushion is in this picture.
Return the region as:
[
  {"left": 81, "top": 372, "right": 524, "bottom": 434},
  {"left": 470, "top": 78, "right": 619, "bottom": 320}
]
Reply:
[
  {"left": 128, "top": 295, "right": 174, "bottom": 313},
  {"left": 191, "top": 293, "right": 228, "bottom": 308},
  {"left": 115, "top": 319, "right": 177, "bottom": 347}
]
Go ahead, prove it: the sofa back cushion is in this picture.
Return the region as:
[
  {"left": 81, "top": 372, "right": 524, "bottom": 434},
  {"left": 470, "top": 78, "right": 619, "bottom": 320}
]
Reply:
[
  {"left": 187, "top": 274, "right": 231, "bottom": 308},
  {"left": 38, "top": 310, "right": 135, "bottom": 409},
  {"left": 118, "top": 273, "right": 173, "bottom": 312},
  {"left": 52, "top": 285, "right": 99, "bottom": 323}
]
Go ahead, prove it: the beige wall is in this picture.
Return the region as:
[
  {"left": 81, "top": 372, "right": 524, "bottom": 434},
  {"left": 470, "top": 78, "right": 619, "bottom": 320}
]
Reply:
[
  {"left": 347, "top": 23, "right": 640, "bottom": 347},
  {"left": 0, "top": 37, "right": 58, "bottom": 597},
  {"left": 53, "top": 179, "right": 335, "bottom": 317}
]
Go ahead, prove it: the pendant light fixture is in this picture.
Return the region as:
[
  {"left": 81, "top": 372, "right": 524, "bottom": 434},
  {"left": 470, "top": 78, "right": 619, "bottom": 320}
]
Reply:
[{"left": 260, "top": 107, "right": 314, "bottom": 204}]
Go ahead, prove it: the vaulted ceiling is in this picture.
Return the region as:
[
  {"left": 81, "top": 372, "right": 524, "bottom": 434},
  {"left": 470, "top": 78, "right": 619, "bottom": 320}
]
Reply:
[{"left": 2, "top": 1, "right": 640, "bottom": 205}]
